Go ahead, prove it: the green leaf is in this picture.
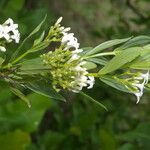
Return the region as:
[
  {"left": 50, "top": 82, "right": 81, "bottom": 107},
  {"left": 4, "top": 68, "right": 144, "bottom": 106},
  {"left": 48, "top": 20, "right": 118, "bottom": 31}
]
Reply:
[
  {"left": 99, "top": 47, "right": 142, "bottom": 75},
  {"left": 129, "top": 49, "right": 150, "bottom": 69},
  {"left": 80, "top": 92, "right": 107, "bottom": 111},
  {"left": 28, "top": 40, "right": 49, "bottom": 53},
  {"left": 100, "top": 76, "right": 131, "bottom": 93},
  {"left": 87, "top": 57, "right": 108, "bottom": 66},
  {"left": 25, "top": 80, "right": 66, "bottom": 102},
  {"left": 80, "top": 47, "right": 93, "bottom": 55},
  {"left": 118, "top": 36, "right": 150, "bottom": 50},
  {"left": 19, "top": 58, "right": 49, "bottom": 74},
  {"left": 0, "top": 130, "right": 30, "bottom": 150},
  {"left": 82, "top": 61, "right": 97, "bottom": 70},
  {"left": 10, "top": 87, "right": 31, "bottom": 108},
  {"left": 0, "top": 57, "right": 4, "bottom": 66},
  {"left": 130, "top": 61, "right": 150, "bottom": 70},
  {"left": 10, "top": 15, "right": 47, "bottom": 61},
  {"left": 85, "top": 37, "right": 131, "bottom": 56},
  {"left": 33, "top": 31, "right": 45, "bottom": 46}
]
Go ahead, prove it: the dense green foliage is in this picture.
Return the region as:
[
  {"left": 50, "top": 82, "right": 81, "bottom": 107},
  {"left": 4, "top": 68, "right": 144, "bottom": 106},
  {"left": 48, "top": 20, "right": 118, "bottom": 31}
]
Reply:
[{"left": 0, "top": 0, "right": 150, "bottom": 150}]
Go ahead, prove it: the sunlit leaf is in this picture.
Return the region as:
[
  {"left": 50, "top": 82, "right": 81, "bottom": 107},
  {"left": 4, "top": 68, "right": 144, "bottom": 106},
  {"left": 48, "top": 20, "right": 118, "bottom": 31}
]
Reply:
[
  {"left": 85, "top": 37, "right": 131, "bottom": 56},
  {"left": 118, "top": 36, "right": 150, "bottom": 50},
  {"left": 99, "top": 47, "right": 142, "bottom": 75}
]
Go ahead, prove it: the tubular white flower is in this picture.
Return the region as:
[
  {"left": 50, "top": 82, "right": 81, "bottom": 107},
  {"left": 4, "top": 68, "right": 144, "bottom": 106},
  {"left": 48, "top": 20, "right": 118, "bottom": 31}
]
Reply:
[
  {"left": 142, "top": 71, "right": 149, "bottom": 84},
  {"left": 135, "top": 92, "right": 143, "bottom": 104},
  {"left": 132, "top": 71, "right": 149, "bottom": 103}
]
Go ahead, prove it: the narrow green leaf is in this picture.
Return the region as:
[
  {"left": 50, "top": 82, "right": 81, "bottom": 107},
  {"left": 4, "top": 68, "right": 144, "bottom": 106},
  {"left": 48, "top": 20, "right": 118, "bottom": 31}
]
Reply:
[
  {"left": 25, "top": 80, "right": 66, "bottom": 102},
  {"left": 129, "top": 49, "right": 150, "bottom": 69},
  {"left": 10, "top": 15, "right": 47, "bottom": 61},
  {"left": 99, "top": 47, "right": 142, "bottom": 75},
  {"left": 83, "top": 61, "right": 97, "bottom": 70},
  {"left": 28, "top": 40, "right": 49, "bottom": 53},
  {"left": 80, "top": 92, "right": 107, "bottom": 111},
  {"left": 10, "top": 87, "right": 31, "bottom": 108},
  {"left": 119, "top": 36, "right": 150, "bottom": 50},
  {"left": 85, "top": 37, "right": 131, "bottom": 56},
  {"left": 88, "top": 57, "right": 108, "bottom": 66},
  {"left": 0, "top": 57, "right": 4, "bottom": 66},
  {"left": 19, "top": 58, "right": 50, "bottom": 74},
  {"left": 100, "top": 76, "right": 131, "bottom": 93},
  {"left": 130, "top": 61, "right": 150, "bottom": 70},
  {"left": 80, "top": 47, "right": 93, "bottom": 55},
  {"left": 33, "top": 31, "right": 45, "bottom": 46}
]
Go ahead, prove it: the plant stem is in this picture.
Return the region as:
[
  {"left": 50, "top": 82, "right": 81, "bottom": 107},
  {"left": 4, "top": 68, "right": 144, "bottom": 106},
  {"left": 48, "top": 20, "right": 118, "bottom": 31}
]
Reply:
[
  {"left": 3, "top": 51, "right": 30, "bottom": 69},
  {"left": 12, "top": 51, "right": 29, "bottom": 65}
]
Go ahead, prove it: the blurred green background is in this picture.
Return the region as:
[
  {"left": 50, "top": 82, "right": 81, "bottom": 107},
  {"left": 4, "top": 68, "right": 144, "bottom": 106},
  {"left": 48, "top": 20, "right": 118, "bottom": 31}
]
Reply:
[{"left": 0, "top": 0, "right": 150, "bottom": 149}]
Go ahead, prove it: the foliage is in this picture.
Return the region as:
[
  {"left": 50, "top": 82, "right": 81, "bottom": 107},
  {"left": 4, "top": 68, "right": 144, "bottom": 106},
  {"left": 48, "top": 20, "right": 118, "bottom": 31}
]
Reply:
[{"left": 0, "top": 0, "right": 150, "bottom": 150}]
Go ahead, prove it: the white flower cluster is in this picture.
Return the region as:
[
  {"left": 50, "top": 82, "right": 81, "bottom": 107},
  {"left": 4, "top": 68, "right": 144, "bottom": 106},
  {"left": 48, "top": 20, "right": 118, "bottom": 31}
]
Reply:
[
  {"left": 55, "top": 17, "right": 95, "bottom": 92},
  {"left": 132, "top": 71, "right": 149, "bottom": 103},
  {"left": 0, "top": 18, "right": 20, "bottom": 52},
  {"left": 70, "top": 61, "right": 95, "bottom": 93}
]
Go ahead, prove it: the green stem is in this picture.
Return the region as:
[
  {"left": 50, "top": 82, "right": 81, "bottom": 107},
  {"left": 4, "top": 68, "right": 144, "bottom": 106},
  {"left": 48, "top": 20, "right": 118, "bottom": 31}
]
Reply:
[
  {"left": 83, "top": 51, "right": 115, "bottom": 59},
  {"left": 2, "top": 51, "right": 29, "bottom": 69},
  {"left": 12, "top": 51, "right": 29, "bottom": 65},
  {"left": 88, "top": 73, "right": 99, "bottom": 77}
]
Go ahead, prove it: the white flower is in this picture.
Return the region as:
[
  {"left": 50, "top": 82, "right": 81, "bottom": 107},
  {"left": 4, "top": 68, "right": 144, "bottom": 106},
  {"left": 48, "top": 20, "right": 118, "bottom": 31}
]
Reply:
[
  {"left": 0, "top": 18, "right": 20, "bottom": 43},
  {"left": 62, "top": 33, "right": 80, "bottom": 50},
  {"left": 0, "top": 46, "right": 6, "bottom": 52},
  {"left": 132, "top": 71, "right": 149, "bottom": 103},
  {"left": 11, "top": 29, "right": 20, "bottom": 43},
  {"left": 69, "top": 62, "right": 95, "bottom": 92},
  {"left": 132, "top": 82, "right": 144, "bottom": 104},
  {"left": 1, "top": 26, "right": 10, "bottom": 41},
  {"left": 142, "top": 71, "right": 149, "bottom": 84},
  {"left": 135, "top": 92, "right": 143, "bottom": 104},
  {"left": 45, "top": 17, "right": 95, "bottom": 92},
  {"left": 55, "top": 17, "right": 80, "bottom": 50},
  {"left": 87, "top": 76, "right": 95, "bottom": 89}
]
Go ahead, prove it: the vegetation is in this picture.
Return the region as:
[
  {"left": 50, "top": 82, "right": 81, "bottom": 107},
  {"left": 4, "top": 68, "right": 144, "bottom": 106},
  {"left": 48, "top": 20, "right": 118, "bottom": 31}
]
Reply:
[{"left": 0, "top": 0, "right": 150, "bottom": 150}]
